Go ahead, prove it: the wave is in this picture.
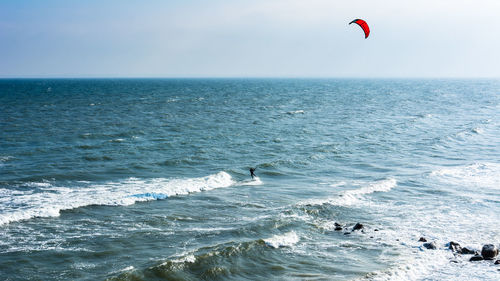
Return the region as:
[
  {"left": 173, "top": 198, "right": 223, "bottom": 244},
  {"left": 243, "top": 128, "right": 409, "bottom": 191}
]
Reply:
[
  {"left": 113, "top": 240, "right": 266, "bottom": 280},
  {"left": 300, "top": 178, "right": 397, "bottom": 207},
  {"left": 109, "top": 233, "right": 299, "bottom": 281},
  {"left": 0, "top": 156, "right": 14, "bottom": 162},
  {"left": 263, "top": 231, "right": 299, "bottom": 248},
  {"left": 0, "top": 171, "right": 234, "bottom": 226},
  {"left": 286, "top": 110, "right": 305, "bottom": 115},
  {"left": 0, "top": 156, "right": 14, "bottom": 167}
]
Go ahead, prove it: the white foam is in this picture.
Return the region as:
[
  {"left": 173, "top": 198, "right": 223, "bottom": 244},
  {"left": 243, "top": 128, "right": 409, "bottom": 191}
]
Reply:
[
  {"left": 0, "top": 171, "right": 235, "bottom": 226},
  {"left": 0, "top": 156, "right": 14, "bottom": 162},
  {"left": 301, "top": 178, "right": 397, "bottom": 207},
  {"left": 160, "top": 252, "right": 196, "bottom": 267},
  {"left": 352, "top": 163, "right": 500, "bottom": 281},
  {"left": 238, "top": 176, "right": 263, "bottom": 186},
  {"left": 25, "top": 182, "right": 53, "bottom": 188},
  {"left": 286, "top": 110, "right": 305, "bottom": 115},
  {"left": 471, "top": 127, "right": 484, "bottom": 134},
  {"left": 264, "top": 231, "right": 299, "bottom": 248},
  {"left": 365, "top": 239, "right": 500, "bottom": 281},
  {"left": 430, "top": 162, "right": 500, "bottom": 190},
  {"left": 366, "top": 250, "right": 450, "bottom": 281},
  {"left": 0, "top": 156, "right": 14, "bottom": 167}
]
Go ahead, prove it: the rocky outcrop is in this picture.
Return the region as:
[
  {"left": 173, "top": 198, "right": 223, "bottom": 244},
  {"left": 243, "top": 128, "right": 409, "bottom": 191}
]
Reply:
[
  {"left": 460, "top": 247, "right": 476, "bottom": 255},
  {"left": 448, "top": 241, "right": 462, "bottom": 253},
  {"left": 423, "top": 242, "right": 437, "bottom": 250},
  {"left": 352, "top": 223, "right": 364, "bottom": 231},
  {"left": 470, "top": 254, "right": 484, "bottom": 261},
  {"left": 481, "top": 244, "right": 499, "bottom": 260},
  {"left": 334, "top": 222, "right": 342, "bottom": 231}
]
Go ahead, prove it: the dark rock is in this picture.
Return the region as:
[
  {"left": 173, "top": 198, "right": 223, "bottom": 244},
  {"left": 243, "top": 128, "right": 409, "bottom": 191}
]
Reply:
[
  {"left": 344, "top": 232, "right": 351, "bottom": 235},
  {"left": 470, "top": 255, "right": 484, "bottom": 261},
  {"left": 448, "top": 241, "right": 462, "bottom": 253},
  {"left": 374, "top": 229, "right": 379, "bottom": 232},
  {"left": 423, "top": 242, "right": 437, "bottom": 250},
  {"left": 352, "top": 223, "right": 364, "bottom": 231},
  {"left": 460, "top": 247, "right": 476, "bottom": 255},
  {"left": 418, "top": 237, "right": 427, "bottom": 242},
  {"left": 481, "top": 244, "right": 498, "bottom": 260},
  {"left": 334, "top": 223, "right": 342, "bottom": 231},
  {"left": 495, "top": 260, "right": 500, "bottom": 265}
]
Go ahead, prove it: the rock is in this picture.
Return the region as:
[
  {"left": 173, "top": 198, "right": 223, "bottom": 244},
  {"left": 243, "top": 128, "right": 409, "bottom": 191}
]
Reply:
[
  {"left": 423, "top": 242, "right": 437, "bottom": 250},
  {"left": 352, "top": 223, "right": 364, "bottom": 231},
  {"left": 495, "top": 260, "right": 500, "bottom": 265},
  {"left": 334, "top": 222, "right": 342, "bottom": 231},
  {"left": 374, "top": 229, "right": 379, "bottom": 232},
  {"left": 470, "top": 255, "right": 484, "bottom": 261},
  {"left": 448, "top": 241, "right": 462, "bottom": 253},
  {"left": 344, "top": 232, "right": 351, "bottom": 235},
  {"left": 460, "top": 247, "right": 476, "bottom": 255},
  {"left": 481, "top": 244, "right": 498, "bottom": 260},
  {"left": 418, "top": 237, "right": 427, "bottom": 242}
]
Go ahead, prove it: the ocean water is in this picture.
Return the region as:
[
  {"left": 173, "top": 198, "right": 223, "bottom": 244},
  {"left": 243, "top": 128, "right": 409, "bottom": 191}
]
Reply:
[{"left": 0, "top": 78, "right": 499, "bottom": 280}]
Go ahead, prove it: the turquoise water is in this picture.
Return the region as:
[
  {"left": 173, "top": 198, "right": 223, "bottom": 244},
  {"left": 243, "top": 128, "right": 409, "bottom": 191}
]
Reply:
[{"left": 1, "top": 79, "right": 499, "bottom": 280}]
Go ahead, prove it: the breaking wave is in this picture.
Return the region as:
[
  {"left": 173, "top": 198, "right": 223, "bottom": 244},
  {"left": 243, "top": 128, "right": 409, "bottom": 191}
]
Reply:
[
  {"left": 301, "top": 178, "right": 397, "bottom": 207},
  {"left": 0, "top": 171, "right": 234, "bottom": 226}
]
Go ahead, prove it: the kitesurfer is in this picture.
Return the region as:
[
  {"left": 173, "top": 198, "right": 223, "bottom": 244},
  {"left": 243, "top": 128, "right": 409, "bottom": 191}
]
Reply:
[{"left": 249, "top": 167, "right": 257, "bottom": 179}]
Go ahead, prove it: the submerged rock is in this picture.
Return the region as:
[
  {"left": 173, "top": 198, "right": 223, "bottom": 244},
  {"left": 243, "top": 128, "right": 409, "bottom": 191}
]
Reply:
[
  {"left": 460, "top": 247, "right": 476, "bottom": 255},
  {"left": 352, "top": 223, "right": 364, "bottom": 231},
  {"left": 494, "top": 260, "right": 500, "bottom": 265},
  {"left": 448, "top": 241, "right": 462, "bottom": 253},
  {"left": 418, "top": 237, "right": 427, "bottom": 242},
  {"left": 481, "top": 244, "right": 498, "bottom": 260},
  {"left": 470, "top": 255, "right": 484, "bottom": 262},
  {"left": 423, "top": 242, "right": 437, "bottom": 250}
]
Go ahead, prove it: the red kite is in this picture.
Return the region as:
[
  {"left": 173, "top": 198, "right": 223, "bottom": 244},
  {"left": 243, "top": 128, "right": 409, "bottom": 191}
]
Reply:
[{"left": 349, "top": 19, "right": 370, "bottom": 39}]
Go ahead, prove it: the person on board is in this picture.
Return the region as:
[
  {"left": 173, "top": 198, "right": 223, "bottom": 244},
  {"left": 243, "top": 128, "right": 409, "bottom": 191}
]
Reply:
[{"left": 249, "top": 167, "right": 257, "bottom": 179}]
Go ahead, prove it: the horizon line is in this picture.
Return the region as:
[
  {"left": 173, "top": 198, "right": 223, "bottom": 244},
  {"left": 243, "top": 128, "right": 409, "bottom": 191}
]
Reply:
[{"left": 1, "top": 76, "right": 499, "bottom": 80}]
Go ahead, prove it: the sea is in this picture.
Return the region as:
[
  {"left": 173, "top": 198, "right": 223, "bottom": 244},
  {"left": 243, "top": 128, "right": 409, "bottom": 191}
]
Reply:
[{"left": 0, "top": 78, "right": 499, "bottom": 281}]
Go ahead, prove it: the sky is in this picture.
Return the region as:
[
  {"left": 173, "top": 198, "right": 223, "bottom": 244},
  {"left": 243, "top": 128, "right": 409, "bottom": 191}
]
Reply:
[{"left": 1, "top": 0, "right": 499, "bottom": 78}]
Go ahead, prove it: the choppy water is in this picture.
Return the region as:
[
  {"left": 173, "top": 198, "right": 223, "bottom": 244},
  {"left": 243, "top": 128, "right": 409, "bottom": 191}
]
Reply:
[{"left": 1, "top": 79, "right": 499, "bottom": 280}]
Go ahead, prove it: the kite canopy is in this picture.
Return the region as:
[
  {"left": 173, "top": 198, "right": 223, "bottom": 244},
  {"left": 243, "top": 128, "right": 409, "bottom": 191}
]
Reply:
[{"left": 349, "top": 19, "right": 370, "bottom": 39}]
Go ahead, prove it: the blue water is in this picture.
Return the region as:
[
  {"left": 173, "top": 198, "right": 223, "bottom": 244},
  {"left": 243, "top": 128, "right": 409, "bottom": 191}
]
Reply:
[{"left": 1, "top": 79, "right": 499, "bottom": 280}]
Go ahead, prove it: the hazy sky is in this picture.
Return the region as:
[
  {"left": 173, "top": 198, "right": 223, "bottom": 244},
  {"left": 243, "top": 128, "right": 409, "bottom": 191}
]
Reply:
[{"left": 1, "top": 0, "right": 499, "bottom": 78}]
